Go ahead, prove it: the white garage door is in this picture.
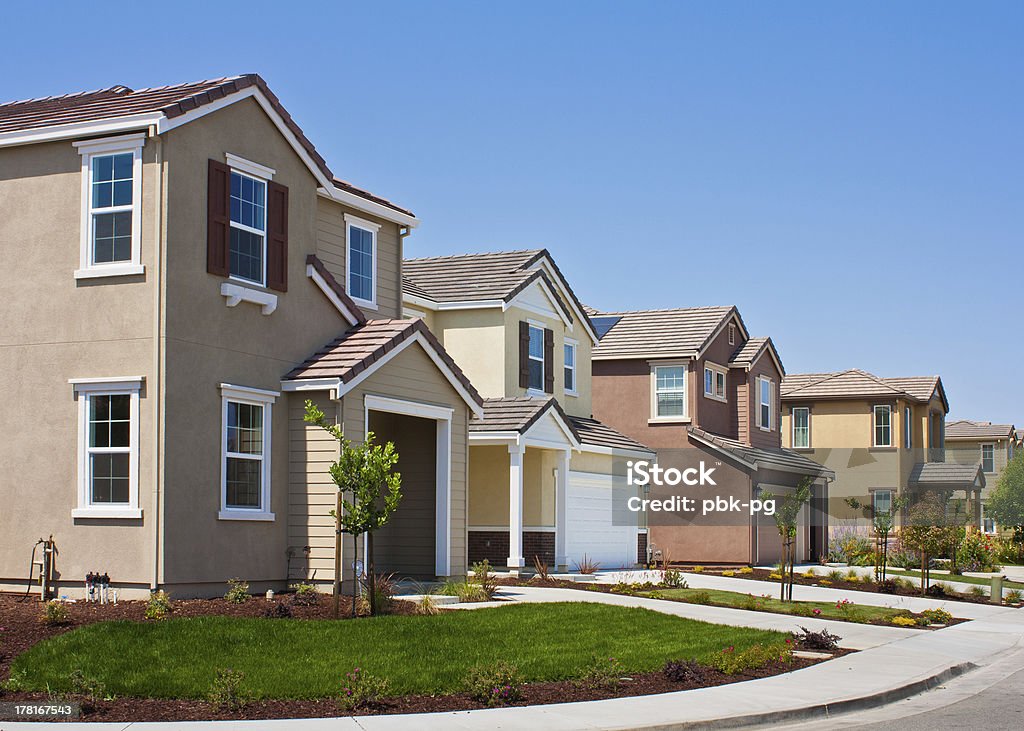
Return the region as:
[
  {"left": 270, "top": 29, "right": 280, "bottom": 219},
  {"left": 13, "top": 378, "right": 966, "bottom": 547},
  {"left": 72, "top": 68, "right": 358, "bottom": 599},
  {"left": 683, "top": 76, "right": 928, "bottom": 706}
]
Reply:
[{"left": 567, "top": 471, "right": 637, "bottom": 570}]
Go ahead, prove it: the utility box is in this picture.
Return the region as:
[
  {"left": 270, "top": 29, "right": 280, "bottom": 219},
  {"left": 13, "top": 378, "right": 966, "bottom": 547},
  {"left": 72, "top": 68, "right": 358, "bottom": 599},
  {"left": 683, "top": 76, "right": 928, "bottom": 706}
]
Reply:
[{"left": 991, "top": 575, "right": 1003, "bottom": 604}]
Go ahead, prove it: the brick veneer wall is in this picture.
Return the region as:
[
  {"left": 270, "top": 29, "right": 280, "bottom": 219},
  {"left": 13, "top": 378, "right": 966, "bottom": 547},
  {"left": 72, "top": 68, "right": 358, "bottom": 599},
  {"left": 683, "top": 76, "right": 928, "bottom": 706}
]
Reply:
[
  {"left": 468, "top": 530, "right": 556, "bottom": 567},
  {"left": 637, "top": 533, "right": 648, "bottom": 565}
]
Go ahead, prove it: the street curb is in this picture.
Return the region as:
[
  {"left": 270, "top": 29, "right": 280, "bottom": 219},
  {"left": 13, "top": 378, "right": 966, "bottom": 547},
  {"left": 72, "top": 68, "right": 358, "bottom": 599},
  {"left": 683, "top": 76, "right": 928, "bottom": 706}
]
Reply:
[{"left": 645, "top": 660, "right": 977, "bottom": 730}]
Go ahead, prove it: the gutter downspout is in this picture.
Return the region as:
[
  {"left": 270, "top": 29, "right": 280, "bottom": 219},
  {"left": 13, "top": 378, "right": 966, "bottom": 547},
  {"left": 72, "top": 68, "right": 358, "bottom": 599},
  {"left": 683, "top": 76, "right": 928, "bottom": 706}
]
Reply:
[
  {"left": 398, "top": 226, "right": 411, "bottom": 317},
  {"left": 149, "top": 127, "right": 166, "bottom": 592}
]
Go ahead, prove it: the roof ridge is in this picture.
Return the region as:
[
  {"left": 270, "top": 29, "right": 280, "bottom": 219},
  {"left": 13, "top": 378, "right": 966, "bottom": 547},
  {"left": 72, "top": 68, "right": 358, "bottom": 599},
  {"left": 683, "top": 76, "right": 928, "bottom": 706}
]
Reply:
[
  {"left": 596, "top": 305, "right": 735, "bottom": 315},
  {"left": 0, "top": 84, "right": 133, "bottom": 109},
  {"left": 405, "top": 249, "right": 544, "bottom": 263}
]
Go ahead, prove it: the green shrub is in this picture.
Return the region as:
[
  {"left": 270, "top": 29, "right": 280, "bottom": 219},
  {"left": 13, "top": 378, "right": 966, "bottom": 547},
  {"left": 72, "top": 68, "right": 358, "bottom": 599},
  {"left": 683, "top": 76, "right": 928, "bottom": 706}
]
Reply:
[
  {"left": 208, "top": 668, "right": 248, "bottom": 711},
  {"left": 920, "top": 608, "right": 953, "bottom": 625},
  {"left": 707, "top": 642, "right": 792, "bottom": 674},
  {"left": 290, "top": 582, "right": 320, "bottom": 606},
  {"left": 956, "top": 531, "right": 1001, "bottom": 572},
  {"left": 41, "top": 600, "right": 70, "bottom": 626},
  {"left": 439, "top": 580, "right": 487, "bottom": 603},
  {"left": 663, "top": 658, "right": 703, "bottom": 683},
  {"left": 969, "top": 585, "right": 986, "bottom": 598},
  {"left": 361, "top": 572, "right": 397, "bottom": 613},
  {"left": 687, "top": 590, "right": 712, "bottom": 605},
  {"left": 465, "top": 661, "right": 523, "bottom": 707},
  {"left": 827, "top": 570, "right": 844, "bottom": 582},
  {"left": 338, "top": 667, "right": 390, "bottom": 710},
  {"left": 470, "top": 560, "right": 499, "bottom": 600},
  {"left": 609, "top": 582, "right": 636, "bottom": 595},
  {"left": 662, "top": 568, "right": 686, "bottom": 588},
  {"left": 65, "top": 669, "right": 106, "bottom": 711},
  {"left": 1004, "top": 589, "right": 1023, "bottom": 605},
  {"left": 224, "top": 578, "right": 250, "bottom": 604},
  {"left": 828, "top": 528, "right": 873, "bottom": 563},
  {"left": 145, "top": 590, "right": 172, "bottom": 620},
  {"left": 575, "top": 654, "right": 623, "bottom": 690}
]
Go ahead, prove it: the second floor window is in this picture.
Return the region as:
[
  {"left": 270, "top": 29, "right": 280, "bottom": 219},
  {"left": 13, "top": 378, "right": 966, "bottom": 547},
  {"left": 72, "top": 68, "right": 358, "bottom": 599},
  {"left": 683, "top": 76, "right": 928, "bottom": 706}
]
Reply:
[
  {"left": 792, "top": 407, "right": 810, "bottom": 448},
  {"left": 346, "top": 214, "right": 379, "bottom": 307},
  {"left": 904, "top": 406, "right": 912, "bottom": 448},
  {"left": 704, "top": 365, "right": 727, "bottom": 401},
  {"left": 873, "top": 405, "right": 892, "bottom": 447},
  {"left": 90, "top": 153, "right": 134, "bottom": 264},
  {"left": 564, "top": 341, "right": 576, "bottom": 394},
  {"left": 229, "top": 171, "right": 266, "bottom": 284},
  {"left": 982, "top": 444, "right": 995, "bottom": 473},
  {"left": 757, "top": 377, "right": 774, "bottom": 430},
  {"left": 528, "top": 325, "right": 545, "bottom": 391},
  {"left": 655, "top": 366, "right": 686, "bottom": 418}
]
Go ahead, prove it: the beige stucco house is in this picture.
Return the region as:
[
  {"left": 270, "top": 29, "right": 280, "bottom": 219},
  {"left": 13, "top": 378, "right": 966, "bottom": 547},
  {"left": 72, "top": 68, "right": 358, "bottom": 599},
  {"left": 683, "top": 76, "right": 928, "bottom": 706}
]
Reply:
[
  {"left": 945, "top": 420, "right": 1017, "bottom": 533},
  {"left": 0, "top": 75, "right": 482, "bottom": 599},
  {"left": 780, "top": 370, "right": 984, "bottom": 536},
  {"left": 403, "top": 250, "right": 654, "bottom": 571}
]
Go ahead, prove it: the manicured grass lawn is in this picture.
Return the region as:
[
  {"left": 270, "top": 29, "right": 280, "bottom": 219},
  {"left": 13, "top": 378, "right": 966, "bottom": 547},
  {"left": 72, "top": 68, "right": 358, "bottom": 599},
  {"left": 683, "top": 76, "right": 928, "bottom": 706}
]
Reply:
[
  {"left": 885, "top": 569, "right": 1024, "bottom": 590},
  {"left": 644, "top": 588, "right": 909, "bottom": 624},
  {"left": 10, "top": 602, "right": 784, "bottom": 699}
]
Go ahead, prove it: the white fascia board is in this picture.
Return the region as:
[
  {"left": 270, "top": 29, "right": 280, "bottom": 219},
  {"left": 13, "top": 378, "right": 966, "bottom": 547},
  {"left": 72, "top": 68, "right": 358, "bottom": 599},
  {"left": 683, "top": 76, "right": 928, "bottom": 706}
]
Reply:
[
  {"left": 521, "top": 408, "right": 581, "bottom": 450},
  {"left": 577, "top": 442, "right": 655, "bottom": 459},
  {"left": 527, "top": 257, "right": 599, "bottom": 344},
  {"left": 505, "top": 278, "right": 573, "bottom": 330},
  {"left": 280, "top": 377, "right": 342, "bottom": 394},
  {"left": 468, "top": 432, "right": 521, "bottom": 446},
  {"left": 364, "top": 393, "right": 454, "bottom": 421},
  {"left": 321, "top": 186, "right": 419, "bottom": 229},
  {"left": 306, "top": 264, "right": 361, "bottom": 326},
  {"left": 403, "top": 293, "right": 439, "bottom": 311},
  {"left": 0, "top": 114, "right": 161, "bottom": 149},
  {"left": 592, "top": 351, "right": 698, "bottom": 362}
]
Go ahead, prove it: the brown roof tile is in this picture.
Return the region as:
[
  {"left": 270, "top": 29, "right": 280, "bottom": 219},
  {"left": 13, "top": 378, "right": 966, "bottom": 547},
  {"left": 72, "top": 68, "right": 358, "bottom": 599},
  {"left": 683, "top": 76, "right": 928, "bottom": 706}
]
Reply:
[
  {"left": 591, "top": 306, "right": 736, "bottom": 359},
  {"left": 688, "top": 426, "right": 835, "bottom": 479},
  {"left": 568, "top": 416, "right": 653, "bottom": 453},
  {"left": 909, "top": 462, "right": 984, "bottom": 487},
  {"left": 469, "top": 397, "right": 574, "bottom": 436},
  {"left": 946, "top": 420, "right": 1016, "bottom": 440},
  {"left": 782, "top": 369, "right": 946, "bottom": 408}
]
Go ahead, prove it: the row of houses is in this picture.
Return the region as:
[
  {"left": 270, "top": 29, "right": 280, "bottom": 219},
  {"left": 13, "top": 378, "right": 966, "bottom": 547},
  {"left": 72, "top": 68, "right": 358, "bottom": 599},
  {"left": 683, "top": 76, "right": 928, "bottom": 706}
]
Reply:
[{"left": 0, "top": 75, "right": 1016, "bottom": 598}]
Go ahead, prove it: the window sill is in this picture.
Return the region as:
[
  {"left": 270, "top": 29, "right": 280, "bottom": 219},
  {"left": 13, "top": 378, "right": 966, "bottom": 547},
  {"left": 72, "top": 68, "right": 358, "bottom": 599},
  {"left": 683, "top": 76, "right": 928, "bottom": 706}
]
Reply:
[
  {"left": 648, "top": 417, "right": 690, "bottom": 425},
  {"left": 526, "top": 388, "right": 547, "bottom": 398},
  {"left": 703, "top": 393, "right": 728, "bottom": 403},
  {"left": 72, "top": 507, "right": 143, "bottom": 519},
  {"left": 74, "top": 264, "right": 145, "bottom": 280},
  {"left": 566, "top": 390, "right": 579, "bottom": 398},
  {"left": 218, "top": 510, "right": 276, "bottom": 522},
  {"left": 352, "top": 298, "right": 378, "bottom": 311},
  {"left": 221, "top": 282, "right": 278, "bottom": 315},
  {"left": 869, "top": 446, "right": 897, "bottom": 452}
]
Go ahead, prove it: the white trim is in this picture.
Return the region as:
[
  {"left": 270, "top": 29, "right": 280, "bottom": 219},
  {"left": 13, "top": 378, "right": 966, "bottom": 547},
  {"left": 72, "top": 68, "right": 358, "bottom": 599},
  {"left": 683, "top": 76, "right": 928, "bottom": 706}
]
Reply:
[
  {"left": 981, "top": 443, "right": 996, "bottom": 473},
  {"left": 506, "top": 277, "right": 574, "bottom": 330},
  {"left": 469, "top": 525, "right": 557, "bottom": 532},
  {"left": 280, "top": 377, "right": 342, "bottom": 395},
  {"left": 227, "top": 168, "right": 268, "bottom": 286},
  {"left": 576, "top": 442, "right": 655, "bottom": 459},
  {"left": 791, "top": 406, "right": 811, "bottom": 449},
  {"left": 345, "top": 214, "right": 378, "bottom": 310},
  {"left": 306, "top": 264, "right": 361, "bottom": 325},
  {"left": 71, "top": 377, "right": 143, "bottom": 519},
  {"left": 363, "top": 393, "right": 452, "bottom": 577},
  {"left": 403, "top": 306, "right": 427, "bottom": 320},
  {"left": 703, "top": 361, "right": 728, "bottom": 402},
  {"left": 564, "top": 338, "right": 578, "bottom": 396},
  {"left": 220, "top": 282, "right": 278, "bottom": 315},
  {"left": 468, "top": 431, "right": 522, "bottom": 446},
  {"left": 219, "top": 384, "right": 277, "bottom": 521},
  {"left": 525, "top": 256, "right": 600, "bottom": 344},
  {"left": 757, "top": 376, "right": 775, "bottom": 432},
  {"left": 0, "top": 114, "right": 161, "bottom": 149},
  {"left": 872, "top": 404, "right": 893, "bottom": 447},
  {"left": 651, "top": 362, "right": 688, "bottom": 421},
  {"left": 695, "top": 313, "right": 750, "bottom": 361},
  {"left": 402, "top": 295, "right": 505, "bottom": 312},
  {"left": 225, "top": 152, "right": 275, "bottom": 180},
  {"left": 75, "top": 134, "right": 145, "bottom": 279}
]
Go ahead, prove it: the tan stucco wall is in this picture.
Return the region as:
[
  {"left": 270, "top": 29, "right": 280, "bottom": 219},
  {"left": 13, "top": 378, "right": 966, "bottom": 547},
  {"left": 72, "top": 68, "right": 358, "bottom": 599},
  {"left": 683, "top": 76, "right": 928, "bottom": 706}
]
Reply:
[
  {"left": 468, "top": 445, "right": 558, "bottom": 528},
  {"left": 431, "top": 308, "right": 506, "bottom": 398},
  {"left": 0, "top": 137, "right": 160, "bottom": 596}
]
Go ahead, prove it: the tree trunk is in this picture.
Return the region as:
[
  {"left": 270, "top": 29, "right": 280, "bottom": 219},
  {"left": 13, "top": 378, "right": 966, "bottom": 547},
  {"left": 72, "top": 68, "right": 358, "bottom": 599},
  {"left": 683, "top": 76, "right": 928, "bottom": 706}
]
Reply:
[
  {"left": 333, "top": 491, "right": 342, "bottom": 619},
  {"left": 920, "top": 552, "right": 927, "bottom": 595},
  {"left": 788, "top": 539, "right": 795, "bottom": 601},
  {"left": 367, "top": 531, "right": 377, "bottom": 616},
  {"left": 779, "top": 533, "right": 786, "bottom": 602}
]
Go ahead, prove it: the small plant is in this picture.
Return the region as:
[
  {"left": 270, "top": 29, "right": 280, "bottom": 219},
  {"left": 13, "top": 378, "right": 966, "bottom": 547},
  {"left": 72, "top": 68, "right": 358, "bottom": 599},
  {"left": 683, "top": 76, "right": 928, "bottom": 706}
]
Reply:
[
  {"left": 969, "top": 585, "right": 986, "bottom": 598},
  {"left": 920, "top": 608, "right": 953, "bottom": 625},
  {"left": 465, "top": 661, "right": 523, "bottom": 707},
  {"left": 439, "top": 580, "right": 487, "bottom": 603},
  {"left": 892, "top": 615, "right": 918, "bottom": 627},
  {"left": 361, "top": 572, "right": 397, "bottom": 613},
  {"left": 740, "top": 593, "right": 763, "bottom": 611},
  {"left": 470, "top": 560, "right": 500, "bottom": 600},
  {"left": 827, "top": 570, "right": 844, "bottom": 582},
  {"left": 576, "top": 655, "right": 623, "bottom": 690},
  {"left": 691, "top": 565, "right": 705, "bottom": 573},
  {"left": 738, "top": 566, "right": 754, "bottom": 574},
  {"left": 925, "top": 582, "right": 948, "bottom": 597},
  {"left": 687, "top": 590, "right": 712, "bottom": 605},
  {"left": 225, "top": 578, "right": 250, "bottom": 604},
  {"left": 609, "top": 582, "right": 636, "bottom": 595},
  {"left": 845, "top": 568, "right": 861, "bottom": 581},
  {"left": 877, "top": 579, "right": 897, "bottom": 594},
  {"left": 894, "top": 577, "right": 915, "bottom": 591},
  {"left": 793, "top": 626, "right": 841, "bottom": 651},
  {"left": 290, "top": 582, "right": 320, "bottom": 606},
  {"left": 145, "top": 590, "right": 172, "bottom": 620},
  {"left": 416, "top": 594, "right": 440, "bottom": 615},
  {"left": 41, "top": 600, "right": 70, "bottom": 626},
  {"left": 801, "top": 570, "right": 817, "bottom": 579},
  {"left": 708, "top": 642, "right": 792, "bottom": 674},
  {"left": 811, "top": 608, "right": 822, "bottom": 617},
  {"left": 66, "top": 669, "right": 107, "bottom": 711},
  {"left": 208, "top": 668, "right": 248, "bottom": 712},
  {"left": 574, "top": 555, "right": 601, "bottom": 575},
  {"left": 338, "top": 667, "right": 390, "bottom": 711},
  {"left": 722, "top": 570, "right": 735, "bottom": 577},
  {"left": 663, "top": 658, "right": 703, "bottom": 683},
  {"left": 819, "top": 579, "right": 832, "bottom": 586},
  {"left": 835, "top": 598, "right": 853, "bottom": 617},
  {"left": 532, "top": 555, "right": 550, "bottom": 582},
  {"left": 1004, "top": 589, "right": 1023, "bottom": 605},
  {"left": 662, "top": 568, "right": 686, "bottom": 588},
  {"left": 262, "top": 602, "right": 293, "bottom": 618},
  {"left": 768, "top": 572, "right": 783, "bottom": 581}
]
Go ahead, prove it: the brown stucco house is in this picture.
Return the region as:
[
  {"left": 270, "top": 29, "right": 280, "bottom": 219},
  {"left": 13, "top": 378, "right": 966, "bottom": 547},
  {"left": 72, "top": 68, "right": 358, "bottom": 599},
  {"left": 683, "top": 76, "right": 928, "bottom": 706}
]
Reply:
[
  {"left": 589, "top": 307, "right": 833, "bottom": 566},
  {"left": 402, "top": 250, "right": 654, "bottom": 572},
  {"left": 0, "top": 75, "right": 483, "bottom": 599}
]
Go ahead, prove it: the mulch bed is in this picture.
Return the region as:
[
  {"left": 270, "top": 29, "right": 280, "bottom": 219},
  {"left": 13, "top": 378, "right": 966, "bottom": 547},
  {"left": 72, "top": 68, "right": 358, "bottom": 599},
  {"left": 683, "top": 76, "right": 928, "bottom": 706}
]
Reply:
[{"left": 0, "top": 591, "right": 837, "bottom": 722}]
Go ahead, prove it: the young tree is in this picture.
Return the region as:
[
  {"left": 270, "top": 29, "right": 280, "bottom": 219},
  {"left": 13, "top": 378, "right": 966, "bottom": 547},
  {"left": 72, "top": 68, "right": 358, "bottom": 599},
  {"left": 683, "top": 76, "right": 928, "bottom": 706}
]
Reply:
[
  {"left": 988, "top": 452, "right": 1024, "bottom": 538},
  {"left": 765, "top": 478, "right": 813, "bottom": 602},
  {"left": 844, "top": 493, "right": 908, "bottom": 582},
  {"left": 304, "top": 400, "right": 402, "bottom": 618},
  {"left": 902, "top": 491, "right": 963, "bottom": 594}
]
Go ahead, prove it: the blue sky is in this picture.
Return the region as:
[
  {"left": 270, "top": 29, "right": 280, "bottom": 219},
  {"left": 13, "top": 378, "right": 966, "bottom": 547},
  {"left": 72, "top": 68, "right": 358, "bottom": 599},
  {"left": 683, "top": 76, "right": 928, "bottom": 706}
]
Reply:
[{"left": 4, "top": 2, "right": 1022, "bottom": 422}]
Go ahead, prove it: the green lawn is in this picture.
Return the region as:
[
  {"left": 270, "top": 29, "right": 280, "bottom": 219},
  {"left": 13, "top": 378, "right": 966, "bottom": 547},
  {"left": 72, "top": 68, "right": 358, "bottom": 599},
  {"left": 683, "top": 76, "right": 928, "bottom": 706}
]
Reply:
[
  {"left": 884, "top": 569, "right": 1024, "bottom": 590},
  {"left": 644, "top": 588, "right": 909, "bottom": 624},
  {"left": 10, "top": 602, "right": 784, "bottom": 699}
]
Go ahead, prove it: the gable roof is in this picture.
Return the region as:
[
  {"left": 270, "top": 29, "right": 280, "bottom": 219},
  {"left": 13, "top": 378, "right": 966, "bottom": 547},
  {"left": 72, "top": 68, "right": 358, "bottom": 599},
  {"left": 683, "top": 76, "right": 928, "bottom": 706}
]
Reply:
[
  {"left": 0, "top": 74, "right": 416, "bottom": 225},
  {"left": 909, "top": 462, "right": 985, "bottom": 488},
  {"left": 590, "top": 306, "right": 745, "bottom": 360},
  {"left": 567, "top": 415, "right": 654, "bottom": 455},
  {"left": 728, "top": 336, "right": 785, "bottom": 375},
  {"left": 782, "top": 369, "right": 948, "bottom": 410},
  {"left": 687, "top": 427, "right": 834, "bottom": 480},
  {"left": 946, "top": 420, "right": 1016, "bottom": 440},
  {"left": 282, "top": 318, "right": 482, "bottom": 415},
  {"left": 403, "top": 249, "right": 598, "bottom": 343}
]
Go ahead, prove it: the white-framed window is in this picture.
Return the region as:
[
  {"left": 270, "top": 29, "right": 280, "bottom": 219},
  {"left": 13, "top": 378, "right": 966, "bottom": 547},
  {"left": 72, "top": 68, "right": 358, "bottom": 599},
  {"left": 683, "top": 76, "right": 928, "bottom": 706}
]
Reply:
[
  {"left": 872, "top": 489, "right": 893, "bottom": 520},
  {"left": 652, "top": 364, "right": 687, "bottom": 420},
  {"left": 904, "top": 406, "right": 912, "bottom": 449},
  {"left": 756, "top": 376, "right": 774, "bottom": 431},
  {"left": 219, "top": 384, "right": 278, "bottom": 521},
  {"left": 981, "top": 443, "right": 995, "bottom": 473},
  {"left": 564, "top": 339, "right": 577, "bottom": 395},
  {"left": 703, "top": 363, "right": 727, "bottom": 402},
  {"left": 792, "top": 407, "right": 810, "bottom": 449},
  {"left": 345, "top": 213, "right": 379, "bottom": 309},
  {"left": 527, "top": 323, "right": 545, "bottom": 392},
  {"left": 70, "top": 377, "right": 143, "bottom": 519},
  {"left": 873, "top": 405, "right": 893, "bottom": 447},
  {"left": 73, "top": 134, "right": 145, "bottom": 279},
  {"left": 229, "top": 170, "right": 268, "bottom": 285},
  {"left": 982, "top": 504, "right": 997, "bottom": 534},
  {"left": 728, "top": 323, "right": 736, "bottom": 346}
]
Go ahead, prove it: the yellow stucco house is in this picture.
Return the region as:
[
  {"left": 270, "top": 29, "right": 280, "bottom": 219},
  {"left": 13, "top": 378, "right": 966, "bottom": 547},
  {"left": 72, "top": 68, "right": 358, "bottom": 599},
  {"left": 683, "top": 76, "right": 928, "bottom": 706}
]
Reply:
[{"left": 945, "top": 420, "right": 1017, "bottom": 534}]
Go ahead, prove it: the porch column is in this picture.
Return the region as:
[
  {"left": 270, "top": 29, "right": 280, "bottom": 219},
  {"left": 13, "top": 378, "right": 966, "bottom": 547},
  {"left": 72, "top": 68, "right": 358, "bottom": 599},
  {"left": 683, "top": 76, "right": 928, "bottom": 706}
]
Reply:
[
  {"left": 555, "top": 449, "right": 571, "bottom": 572},
  {"left": 973, "top": 489, "right": 983, "bottom": 531},
  {"left": 508, "top": 444, "right": 526, "bottom": 571}
]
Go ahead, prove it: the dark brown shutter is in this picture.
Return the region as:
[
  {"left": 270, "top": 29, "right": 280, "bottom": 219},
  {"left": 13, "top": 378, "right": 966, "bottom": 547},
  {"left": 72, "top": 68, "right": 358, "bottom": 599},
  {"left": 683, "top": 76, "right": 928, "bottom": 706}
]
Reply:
[
  {"left": 543, "top": 328, "right": 554, "bottom": 393},
  {"left": 519, "top": 321, "right": 530, "bottom": 388},
  {"left": 207, "top": 159, "right": 231, "bottom": 276},
  {"left": 266, "top": 181, "right": 289, "bottom": 292}
]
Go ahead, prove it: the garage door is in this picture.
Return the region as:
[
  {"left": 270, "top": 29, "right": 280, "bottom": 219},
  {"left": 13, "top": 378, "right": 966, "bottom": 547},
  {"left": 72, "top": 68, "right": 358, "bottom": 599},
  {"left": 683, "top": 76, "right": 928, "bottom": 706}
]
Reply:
[{"left": 567, "top": 471, "right": 637, "bottom": 570}]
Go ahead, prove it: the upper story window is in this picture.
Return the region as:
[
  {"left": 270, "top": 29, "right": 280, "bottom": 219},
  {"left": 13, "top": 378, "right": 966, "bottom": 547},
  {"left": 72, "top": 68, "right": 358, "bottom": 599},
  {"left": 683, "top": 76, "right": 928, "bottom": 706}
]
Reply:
[
  {"left": 220, "top": 384, "right": 277, "bottom": 521},
  {"left": 981, "top": 443, "right": 995, "bottom": 473},
  {"left": 73, "top": 134, "right": 145, "bottom": 279},
  {"left": 345, "top": 214, "right": 380, "bottom": 308},
  {"left": 703, "top": 363, "right": 727, "bottom": 402},
  {"left": 756, "top": 376, "right": 774, "bottom": 431},
  {"left": 70, "top": 377, "right": 143, "bottom": 519},
  {"left": 728, "top": 323, "right": 736, "bottom": 346},
  {"left": 229, "top": 171, "right": 267, "bottom": 285},
  {"left": 792, "top": 407, "right": 810, "bottom": 448},
  {"left": 564, "top": 340, "right": 577, "bottom": 395},
  {"left": 653, "top": 365, "right": 687, "bottom": 419},
  {"left": 873, "top": 405, "right": 893, "bottom": 447},
  {"left": 527, "top": 324, "right": 545, "bottom": 392},
  {"left": 904, "top": 406, "right": 912, "bottom": 448}
]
